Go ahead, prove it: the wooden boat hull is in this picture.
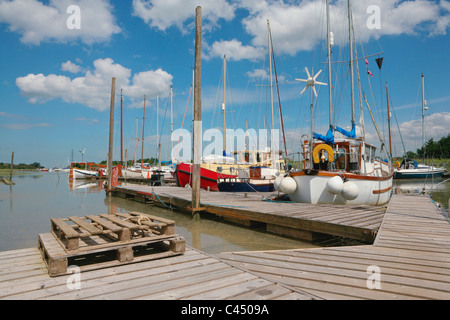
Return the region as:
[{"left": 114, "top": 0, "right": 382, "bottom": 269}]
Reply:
[
  {"left": 218, "top": 178, "right": 275, "bottom": 192},
  {"left": 175, "top": 162, "right": 237, "bottom": 191},
  {"left": 70, "top": 169, "right": 99, "bottom": 179}
]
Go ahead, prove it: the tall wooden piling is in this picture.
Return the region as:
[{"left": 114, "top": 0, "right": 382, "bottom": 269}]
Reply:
[
  {"left": 10, "top": 151, "right": 14, "bottom": 182},
  {"left": 107, "top": 77, "right": 116, "bottom": 190},
  {"left": 192, "top": 6, "right": 202, "bottom": 211}
]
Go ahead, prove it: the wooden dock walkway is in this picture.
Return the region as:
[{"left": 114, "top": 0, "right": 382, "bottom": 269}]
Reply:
[
  {"left": 0, "top": 246, "right": 310, "bottom": 300},
  {"left": 110, "top": 185, "right": 387, "bottom": 242},
  {"left": 216, "top": 194, "right": 450, "bottom": 299}
]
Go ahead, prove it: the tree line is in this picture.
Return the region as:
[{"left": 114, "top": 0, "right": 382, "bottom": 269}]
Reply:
[
  {"left": 405, "top": 134, "right": 450, "bottom": 159},
  {"left": 0, "top": 162, "right": 42, "bottom": 170}
]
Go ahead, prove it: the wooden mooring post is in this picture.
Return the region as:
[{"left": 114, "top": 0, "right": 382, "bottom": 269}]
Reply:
[
  {"left": 191, "top": 6, "right": 202, "bottom": 216},
  {"left": 107, "top": 77, "right": 116, "bottom": 191}
]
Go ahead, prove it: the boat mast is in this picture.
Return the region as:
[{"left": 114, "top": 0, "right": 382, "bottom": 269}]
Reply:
[
  {"left": 326, "top": 0, "right": 333, "bottom": 129},
  {"left": 223, "top": 54, "right": 227, "bottom": 157},
  {"left": 267, "top": 20, "right": 276, "bottom": 170},
  {"left": 170, "top": 86, "right": 173, "bottom": 161},
  {"left": 120, "top": 89, "right": 123, "bottom": 164},
  {"left": 386, "top": 82, "right": 392, "bottom": 160},
  {"left": 422, "top": 73, "right": 426, "bottom": 163},
  {"left": 157, "top": 93, "right": 161, "bottom": 169},
  {"left": 141, "top": 95, "right": 146, "bottom": 168},
  {"left": 348, "top": 0, "right": 355, "bottom": 125}
]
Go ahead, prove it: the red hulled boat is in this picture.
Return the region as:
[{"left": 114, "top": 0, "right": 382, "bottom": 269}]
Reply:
[{"left": 175, "top": 162, "right": 237, "bottom": 191}]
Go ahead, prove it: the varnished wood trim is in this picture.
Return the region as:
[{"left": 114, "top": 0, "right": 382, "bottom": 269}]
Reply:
[{"left": 373, "top": 186, "right": 392, "bottom": 194}]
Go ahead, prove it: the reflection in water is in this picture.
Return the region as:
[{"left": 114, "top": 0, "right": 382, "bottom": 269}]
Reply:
[{"left": 0, "top": 173, "right": 319, "bottom": 253}]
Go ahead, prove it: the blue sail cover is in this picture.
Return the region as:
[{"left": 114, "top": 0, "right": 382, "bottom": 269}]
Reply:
[
  {"left": 335, "top": 122, "right": 356, "bottom": 139},
  {"left": 314, "top": 126, "right": 335, "bottom": 144}
]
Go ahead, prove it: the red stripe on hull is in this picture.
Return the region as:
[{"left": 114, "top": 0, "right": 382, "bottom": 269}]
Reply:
[{"left": 176, "top": 162, "right": 237, "bottom": 191}]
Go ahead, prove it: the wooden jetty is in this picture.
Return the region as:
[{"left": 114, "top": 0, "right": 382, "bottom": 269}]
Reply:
[
  {"left": 0, "top": 247, "right": 311, "bottom": 300},
  {"left": 0, "top": 194, "right": 448, "bottom": 300},
  {"left": 217, "top": 194, "right": 450, "bottom": 299},
  {"left": 109, "top": 185, "right": 386, "bottom": 242}
]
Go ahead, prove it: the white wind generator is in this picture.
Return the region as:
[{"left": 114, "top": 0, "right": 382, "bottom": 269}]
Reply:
[
  {"left": 296, "top": 67, "right": 327, "bottom": 163},
  {"left": 296, "top": 67, "right": 327, "bottom": 98}
]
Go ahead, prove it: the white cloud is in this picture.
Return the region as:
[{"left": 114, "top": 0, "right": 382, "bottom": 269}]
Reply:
[
  {"left": 394, "top": 112, "right": 450, "bottom": 153},
  {"left": 61, "top": 60, "right": 82, "bottom": 73},
  {"left": 246, "top": 68, "right": 286, "bottom": 82},
  {"left": 16, "top": 58, "right": 173, "bottom": 111},
  {"left": 0, "top": 0, "right": 120, "bottom": 45},
  {"left": 123, "top": 69, "right": 173, "bottom": 99},
  {"left": 238, "top": 0, "right": 450, "bottom": 56},
  {"left": 1, "top": 122, "right": 51, "bottom": 130},
  {"left": 132, "top": 0, "right": 235, "bottom": 33},
  {"left": 204, "top": 39, "right": 264, "bottom": 61}
]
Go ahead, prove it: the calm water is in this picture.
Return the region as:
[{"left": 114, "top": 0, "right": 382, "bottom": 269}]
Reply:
[{"left": 0, "top": 172, "right": 319, "bottom": 253}]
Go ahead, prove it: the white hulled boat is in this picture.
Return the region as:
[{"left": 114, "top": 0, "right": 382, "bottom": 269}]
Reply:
[{"left": 276, "top": 0, "right": 393, "bottom": 206}]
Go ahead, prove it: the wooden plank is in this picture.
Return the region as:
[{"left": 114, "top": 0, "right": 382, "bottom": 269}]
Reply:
[
  {"left": 99, "top": 214, "right": 141, "bottom": 230},
  {"left": 68, "top": 216, "right": 103, "bottom": 235},
  {"left": 51, "top": 218, "right": 79, "bottom": 238},
  {"left": 86, "top": 215, "right": 122, "bottom": 233}
]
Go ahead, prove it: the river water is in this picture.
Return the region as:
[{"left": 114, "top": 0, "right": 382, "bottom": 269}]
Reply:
[
  {"left": 0, "top": 172, "right": 319, "bottom": 253},
  {"left": 1, "top": 172, "right": 448, "bottom": 253}
]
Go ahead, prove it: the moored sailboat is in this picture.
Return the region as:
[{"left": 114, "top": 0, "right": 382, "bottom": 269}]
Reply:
[
  {"left": 393, "top": 74, "right": 446, "bottom": 179},
  {"left": 277, "top": 0, "right": 393, "bottom": 206}
]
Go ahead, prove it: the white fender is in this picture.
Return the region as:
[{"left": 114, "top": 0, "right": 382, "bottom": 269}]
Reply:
[
  {"left": 326, "top": 176, "right": 344, "bottom": 194},
  {"left": 342, "top": 181, "right": 359, "bottom": 200},
  {"left": 279, "top": 177, "right": 297, "bottom": 194}
]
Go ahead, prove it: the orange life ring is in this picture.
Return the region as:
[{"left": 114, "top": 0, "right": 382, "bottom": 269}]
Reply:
[{"left": 312, "top": 144, "right": 335, "bottom": 163}]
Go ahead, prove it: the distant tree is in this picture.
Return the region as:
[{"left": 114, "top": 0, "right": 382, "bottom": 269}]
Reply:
[
  {"left": 416, "top": 134, "right": 450, "bottom": 159},
  {"left": 405, "top": 151, "right": 418, "bottom": 159}
]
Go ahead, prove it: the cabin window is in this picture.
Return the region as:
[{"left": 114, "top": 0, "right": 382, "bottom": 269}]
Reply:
[{"left": 335, "top": 148, "right": 347, "bottom": 170}]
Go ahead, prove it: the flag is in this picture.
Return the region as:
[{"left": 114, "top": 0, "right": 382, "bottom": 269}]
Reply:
[
  {"left": 376, "top": 57, "right": 383, "bottom": 70},
  {"left": 368, "top": 70, "right": 373, "bottom": 77},
  {"left": 365, "top": 58, "right": 369, "bottom": 65}
]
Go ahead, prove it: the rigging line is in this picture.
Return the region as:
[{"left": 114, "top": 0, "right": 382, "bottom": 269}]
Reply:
[
  {"left": 174, "top": 86, "right": 192, "bottom": 160},
  {"left": 270, "top": 32, "right": 288, "bottom": 158},
  {"left": 389, "top": 95, "right": 406, "bottom": 156}
]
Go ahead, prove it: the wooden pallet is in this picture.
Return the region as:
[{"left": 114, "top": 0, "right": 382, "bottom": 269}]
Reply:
[{"left": 38, "top": 212, "right": 185, "bottom": 277}]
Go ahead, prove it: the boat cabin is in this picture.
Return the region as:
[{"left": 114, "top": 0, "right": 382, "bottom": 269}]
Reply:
[{"left": 302, "top": 138, "right": 378, "bottom": 174}]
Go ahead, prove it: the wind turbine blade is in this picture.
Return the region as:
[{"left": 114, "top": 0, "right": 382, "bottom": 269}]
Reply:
[
  {"left": 313, "top": 69, "right": 322, "bottom": 80},
  {"left": 313, "top": 86, "right": 318, "bottom": 97},
  {"left": 315, "top": 81, "right": 327, "bottom": 86},
  {"left": 300, "top": 86, "right": 307, "bottom": 95},
  {"left": 295, "top": 78, "right": 308, "bottom": 82},
  {"left": 305, "top": 67, "right": 311, "bottom": 79}
]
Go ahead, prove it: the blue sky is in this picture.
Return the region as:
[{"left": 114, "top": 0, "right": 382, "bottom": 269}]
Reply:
[{"left": 1, "top": 0, "right": 449, "bottom": 168}]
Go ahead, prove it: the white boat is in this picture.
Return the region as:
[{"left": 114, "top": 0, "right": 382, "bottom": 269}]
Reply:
[
  {"left": 393, "top": 74, "right": 446, "bottom": 179},
  {"left": 277, "top": 0, "right": 393, "bottom": 206},
  {"left": 280, "top": 140, "right": 393, "bottom": 205},
  {"left": 123, "top": 167, "right": 145, "bottom": 179},
  {"left": 394, "top": 159, "right": 445, "bottom": 179},
  {"left": 70, "top": 168, "right": 99, "bottom": 179}
]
